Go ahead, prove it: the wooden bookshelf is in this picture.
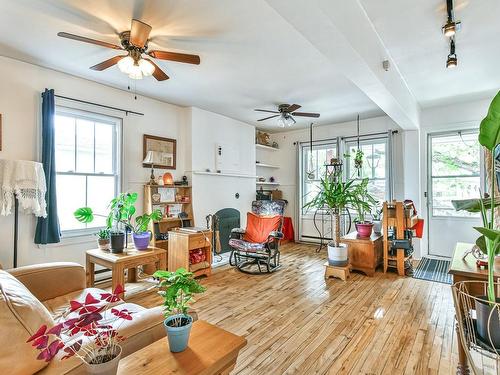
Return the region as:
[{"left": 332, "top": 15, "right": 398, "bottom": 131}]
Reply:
[{"left": 144, "top": 184, "right": 193, "bottom": 253}]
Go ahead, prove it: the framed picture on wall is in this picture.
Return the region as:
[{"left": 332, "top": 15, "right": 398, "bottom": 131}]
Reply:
[{"left": 143, "top": 134, "right": 176, "bottom": 169}]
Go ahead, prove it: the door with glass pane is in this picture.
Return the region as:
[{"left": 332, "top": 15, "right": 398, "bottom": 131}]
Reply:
[
  {"left": 427, "top": 130, "right": 482, "bottom": 257},
  {"left": 299, "top": 141, "right": 338, "bottom": 242}
]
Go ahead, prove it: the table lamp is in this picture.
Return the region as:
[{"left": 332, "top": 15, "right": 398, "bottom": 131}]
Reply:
[{"left": 143, "top": 151, "right": 162, "bottom": 185}]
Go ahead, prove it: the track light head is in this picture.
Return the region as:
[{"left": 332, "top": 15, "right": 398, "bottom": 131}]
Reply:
[
  {"left": 442, "top": 19, "right": 461, "bottom": 37},
  {"left": 446, "top": 39, "right": 457, "bottom": 69}
]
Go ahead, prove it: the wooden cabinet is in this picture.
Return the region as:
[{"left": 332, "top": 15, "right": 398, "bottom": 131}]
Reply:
[
  {"left": 168, "top": 229, "right": 212, "bottom": 277},
  {"left": 341, "top": 231, "right": 383, "bottom": 277}
]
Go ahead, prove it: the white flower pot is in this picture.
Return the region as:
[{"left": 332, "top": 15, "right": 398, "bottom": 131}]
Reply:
[
  {"left": 84, "top": 345, "right": 121, "bottom": 375},
  {"left": 327, "top": 243, "right": 348, "bottom": 266}
]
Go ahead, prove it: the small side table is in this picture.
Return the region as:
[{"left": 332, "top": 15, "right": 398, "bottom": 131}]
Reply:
[
  {"left": 341, "top": 231, "right": 383, "bottom": 277},
  {"left": 324, "top": 262, "right": 351, "bottom": 281},
  {"left": 86, "top": 246, "right": 167, "bottom": 299}
]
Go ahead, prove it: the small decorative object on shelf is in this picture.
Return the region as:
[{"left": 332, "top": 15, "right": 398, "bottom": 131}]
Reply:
[
  {"left": 256, "top": 130, "right": 271, "bottom": 146},
  {"left": 163, "top": 172, "right": 174, "bottom": 186},
  {"left": 28, "top": 285, "right": 130, "bottom": 375},
  {"left": 157, "top": 176, "right": 165, "bottom": 186},
  {"left": 272, "top": 141, "right": 279, "bottom": 149},
  {"left": 269, "top": 176, "right": 275, "bottom": 183},
  {"left": 152, "top": 193, "right": 161, "bottom": 203},
  {"left": 153, "top": 268, "right": 206, "bottom": 352}
]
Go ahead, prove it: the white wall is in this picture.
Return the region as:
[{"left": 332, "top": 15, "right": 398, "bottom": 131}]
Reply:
[
  {"left": 265, "top": 116, "right": 404, "bottom": 238},
  {"left": 0, "top": 56, "right": 251, "bottom": 268},
  {"left": 186, "top": 107, "right": 256, "bottom": 228}
]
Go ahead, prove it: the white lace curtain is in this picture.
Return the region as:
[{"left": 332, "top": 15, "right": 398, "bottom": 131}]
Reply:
[{"left": 0, "top": 159, "right": 47, "bottom": 217}]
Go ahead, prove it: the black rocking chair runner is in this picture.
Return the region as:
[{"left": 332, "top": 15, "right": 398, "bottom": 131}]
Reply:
[{"left": 229, "top": 200, "right": 285, "bottom": 274}]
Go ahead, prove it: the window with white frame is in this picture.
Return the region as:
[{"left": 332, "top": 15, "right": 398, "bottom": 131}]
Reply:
[
  {"left": 54, "top": 107, "right": 121, "bottom": 234},
  {"left": 300, "top": 141, "right": 337, "bottom": 215},
  {"left": 344, "top": 138, "right": 389, "bottom": 202}
]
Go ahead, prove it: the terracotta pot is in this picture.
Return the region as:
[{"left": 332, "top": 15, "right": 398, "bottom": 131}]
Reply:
[
  {"left": 97, "top": 238, "right": 110, "bottom": 251},
  {"left": 355, "top": 222, "right": 373, "bottom": 238}
]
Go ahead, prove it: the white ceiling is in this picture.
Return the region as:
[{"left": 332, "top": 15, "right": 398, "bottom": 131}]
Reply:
[{"left": 0, "top": 0, "right": 498, "bottom": 131}]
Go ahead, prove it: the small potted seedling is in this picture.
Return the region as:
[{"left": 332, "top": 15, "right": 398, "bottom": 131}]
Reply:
[
  {"left": 96, "top": 228, "right": 110, "bottom": 251},
  {"left": 372, "top": 204, "right": 383, "bottom": 234},
  {"left": 153, "top": 268, "right": 206, "bottom": 352}
]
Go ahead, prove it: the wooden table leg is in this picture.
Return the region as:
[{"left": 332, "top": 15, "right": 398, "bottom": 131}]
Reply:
[
  {"left": 112, "top": 264, "right": 125, "bottom": 299},
  {"left": 127, "top": 267, "right": 137, "bottom": 283},
  {"left": 86, "top": 256, "right": 95, "bottom": 287},
  {"left": 455, "top": 322, "right": 470, "bottom": 374},
  {"left": 159, "top": 252, "right": 167, "bottom": 271}
]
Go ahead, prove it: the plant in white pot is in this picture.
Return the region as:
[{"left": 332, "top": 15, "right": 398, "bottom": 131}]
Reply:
[
  {"left": 153, "top": 268, "right": 206, "bottom": 352},
  {"left": 28, "top": 285, "right": 130, "bottom": 375},
  {"left": 304, "top": 172, "right": 365, "bottom": 266},
  {"left": 96, "top": 228, "right": 110, "bottom": 251}
]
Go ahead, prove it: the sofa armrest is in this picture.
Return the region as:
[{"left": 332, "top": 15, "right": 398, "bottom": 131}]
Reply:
[{"left": 7, "top": 262, "right": 86, "bottom": 302}]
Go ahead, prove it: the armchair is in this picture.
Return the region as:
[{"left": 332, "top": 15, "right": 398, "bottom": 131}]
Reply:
[{"left": 229, "top": 200, "right": 285, "bottom": 274}]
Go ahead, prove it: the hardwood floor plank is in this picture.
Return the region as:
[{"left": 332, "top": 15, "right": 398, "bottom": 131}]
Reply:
[{"left": 128, "top": 243, "right": 456, "bottom": 375}]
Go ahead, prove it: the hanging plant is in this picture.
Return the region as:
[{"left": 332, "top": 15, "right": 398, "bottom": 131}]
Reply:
[{"left": 354, "top": 149, "right": 364, "bottom": 171}]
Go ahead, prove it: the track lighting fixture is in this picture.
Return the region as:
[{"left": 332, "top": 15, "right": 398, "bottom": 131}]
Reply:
[
  {"left": 446, "top": 39, "right": 457, "bottom": 69},
  {"left": 442, "top": 0, "right": 461, "bottom": 37}
]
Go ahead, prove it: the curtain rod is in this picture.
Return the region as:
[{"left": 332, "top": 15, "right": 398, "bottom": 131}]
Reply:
[
  {"left": 45, "top": 94, "right": 145, "bottom": 116},
  {"left": 294, "top": 130, "right": 398, "bottom": 145}
]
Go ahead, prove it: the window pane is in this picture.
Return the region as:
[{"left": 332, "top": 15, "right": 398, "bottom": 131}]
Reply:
[
  {"left": 431, "top": 133, "right": 480, "bottom": 176},
  {"left": 76, "top": 119, "right": 94, "bottom": 173},
  {"left": 54, "top": 115, "right": 75, "bottom": 172},
  {"left": 87, "top": 176, "right": 115, "bottom": 228},
  {"left": 56, "top": 174, "right": 86, "bottom": 231},
  {"left": 432, "top": 176, "right": 480, "bottom": 217},
  {"left": 95, "top": 122, "right": 113, "bottom": 174},
  {"left": 372, "top": 143, "right": 386, "bottom": 179}
]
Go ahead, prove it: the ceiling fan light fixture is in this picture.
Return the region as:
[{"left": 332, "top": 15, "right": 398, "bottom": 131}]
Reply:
[
  {"left": 139, "top": 59, "right": 155, "bottom": 77},
  {"left": 128, "top": 63, "right": 143, "bottom": 79},
  {"left": 118, "top": 55, "right": 134, "bottom": 74}
]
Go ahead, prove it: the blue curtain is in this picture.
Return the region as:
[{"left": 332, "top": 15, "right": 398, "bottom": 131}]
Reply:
[{"left": 35, "top": 89, "right": 61, "bottom": 244}]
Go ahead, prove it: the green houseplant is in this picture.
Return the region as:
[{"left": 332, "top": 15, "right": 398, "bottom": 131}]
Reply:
[
  {"left": 96, "top": 228, "right": 110, "bottom": 251},
  {"left": 453, "top": 91, "right": 500, "bottom": 347},
  {"left": 352, "top": 178, "right": 377, "bottom": 237},
  {"left": 153, "top": 268, "right": 206, "bottom": 352},
  {"left": 304, "top": 168, "right": 370, "bottom": 265},
  {"left": 74, "top": 193, "right": 162, "bottom": 252}
]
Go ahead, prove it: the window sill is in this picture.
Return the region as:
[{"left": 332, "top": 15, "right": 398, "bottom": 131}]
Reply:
[{"left": 38, "top": 233, "right": 95, "bottom": 248}]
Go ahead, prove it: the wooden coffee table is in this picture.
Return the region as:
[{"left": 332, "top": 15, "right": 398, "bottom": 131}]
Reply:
[
  {"left": 86, "top": 246, "right": 167, "bottom": 299},
  {"left": 118, "top": 320, "right": 247, "bottom": 375}
]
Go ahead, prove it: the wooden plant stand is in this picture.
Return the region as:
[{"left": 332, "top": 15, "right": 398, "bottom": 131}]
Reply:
[{"left": 324, "top": 262, "right": 351, "bottom": 281}]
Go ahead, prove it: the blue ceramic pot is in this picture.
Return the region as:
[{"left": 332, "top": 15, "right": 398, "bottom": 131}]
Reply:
[
  {"left": 164, "top": 314, "right": 193, "bottom": 352},
  {"left": 132, "top": 232, "right": 150, "bottom": 250}
]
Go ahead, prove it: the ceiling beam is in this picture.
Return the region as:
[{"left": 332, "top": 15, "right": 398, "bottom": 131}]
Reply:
[{"left": 265, "top": 0, "right": 421, "bottom": 129}]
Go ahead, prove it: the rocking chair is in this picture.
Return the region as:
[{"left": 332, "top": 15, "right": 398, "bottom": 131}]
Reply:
[{"left": 229, "top": 200, "right": 285, "bottom": 274}]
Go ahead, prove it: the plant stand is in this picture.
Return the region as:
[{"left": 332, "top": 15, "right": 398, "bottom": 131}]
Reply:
[{"left": 324, "top": 261, "right": 351, "bottom": 281}]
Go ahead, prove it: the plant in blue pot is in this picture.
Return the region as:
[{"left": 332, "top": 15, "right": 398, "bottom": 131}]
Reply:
[
  {"left": 129, "top": 209, "right": 162, "bottom": 250},
  {"left": 153, "top": 268, "right": 206, "bottom": 352}
]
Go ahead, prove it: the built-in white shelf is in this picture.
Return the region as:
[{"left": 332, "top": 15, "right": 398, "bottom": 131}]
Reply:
[
  {"left": 256, "top": 144, "right": 279, "bottom": 151},
  {"left": 256, "top": 181, "right": 280, "bottom": 186},
  {"left": 256, "top": 162, "right": 279, "bottom": 169},
  {"left": 192, "top": 171, "right": 257, "bottom": 178}
]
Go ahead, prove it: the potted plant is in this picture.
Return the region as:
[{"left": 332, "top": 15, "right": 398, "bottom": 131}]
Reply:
[
  {"left": 153, "top": 268, "right": 206, "bottom": 352},
  {"left": 27, "top": 285, "right": 131, "bottom": 375},
  {"left": 453, "top": 91, "right": 500, "bottom": 348},
  {"left": 304, "top": 169, "right": 361, "bottom": 266},
  {"left": 75, "top": 193, "right": 161, "bottom": 252},
  {"left": 96, "top": 229, "right": 110, "bottom": 251},
  {"left": 352, "top": 179, "right": 376, "bottom": 237}
]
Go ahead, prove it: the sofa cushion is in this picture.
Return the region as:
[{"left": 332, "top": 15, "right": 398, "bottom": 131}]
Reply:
[
  {"left": 43, "top": 287, "right": 122, "bottom": 321},
  {"left": 0, "top": 270, "right": 54, "bottom": 375}
]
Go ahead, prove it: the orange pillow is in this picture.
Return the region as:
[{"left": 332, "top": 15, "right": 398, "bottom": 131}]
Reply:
[{"left": 243, "top": 212, "right": 281, "bottom": 243}]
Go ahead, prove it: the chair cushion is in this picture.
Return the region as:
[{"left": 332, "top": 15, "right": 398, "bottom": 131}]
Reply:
[
  {"left": 243, "top": 212, "right": 281, "bottom": 243},
  {"left": 0, "top": 270, "right": 54, "bottom": 375},
  {"left": 229, "top": 238, "right": 266, "bottom": 252}
]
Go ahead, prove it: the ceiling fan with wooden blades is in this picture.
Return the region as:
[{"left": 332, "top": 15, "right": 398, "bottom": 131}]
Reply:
[
  {"left": 255, "top": 104, "right": 320, "bottom": 127},
  {"left": 58, "top": 19, "right": 200, "bottom": 81}
]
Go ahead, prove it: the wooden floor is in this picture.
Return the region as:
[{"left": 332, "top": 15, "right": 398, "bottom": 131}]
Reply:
[{"left": 130, "top": 242, "right": 458, "bottom": 375}]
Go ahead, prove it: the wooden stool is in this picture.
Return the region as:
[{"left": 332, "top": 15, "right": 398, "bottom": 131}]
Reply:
[{"left": 324, "top": 262, "right": 351, "bottom": 281}]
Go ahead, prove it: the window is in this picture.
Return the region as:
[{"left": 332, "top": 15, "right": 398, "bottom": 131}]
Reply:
[
  {"left": 345, "top": 138, "right": 389, "bottom": 202},
  {"left": 429, "top": 131, "right": 480, "bottom": 217},
  {"left": 54, "top": 107, "right": 121, "bottom": 234},
  {"left": 300, "top": 141, "right": 337, "bottom": 215}
]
